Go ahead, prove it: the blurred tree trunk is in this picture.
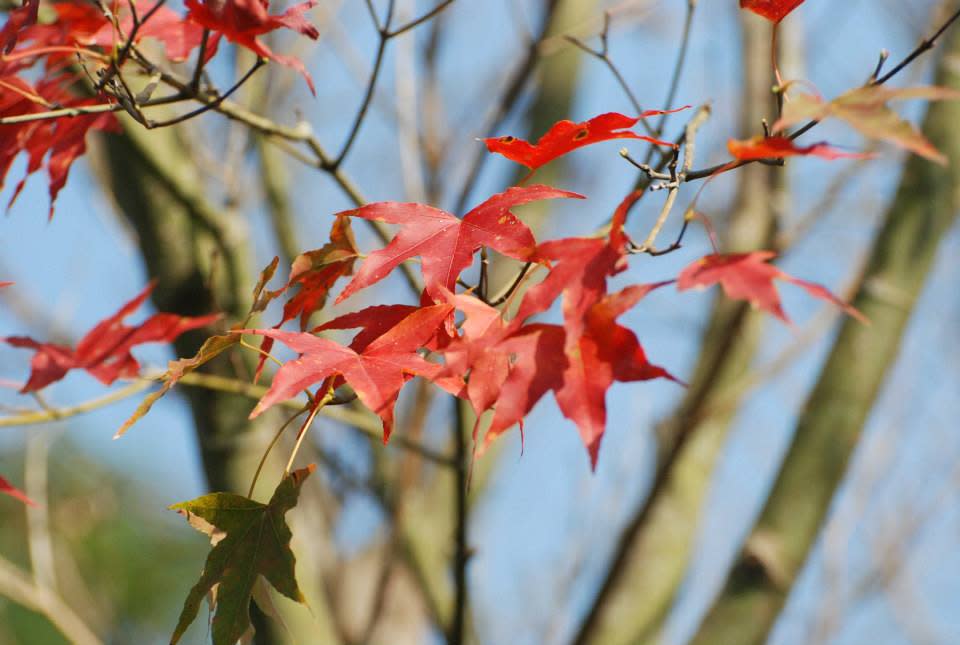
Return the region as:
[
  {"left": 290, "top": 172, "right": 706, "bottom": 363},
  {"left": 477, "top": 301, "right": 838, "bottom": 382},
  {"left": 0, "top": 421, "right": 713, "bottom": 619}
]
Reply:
[
  {"left": 97, "top": 118, "right": 292, "bottom": 645},
  {"left": 572, "top": 10, "right": 785, "bottom": 645},
  {"left": 687, "top": 9, "right": 960, "bottom": 645}
]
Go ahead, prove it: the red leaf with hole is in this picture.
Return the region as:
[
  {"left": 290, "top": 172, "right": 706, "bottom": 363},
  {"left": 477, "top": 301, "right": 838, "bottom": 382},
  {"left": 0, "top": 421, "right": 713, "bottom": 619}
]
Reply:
[
  {"left": 5, "top": 282, "right": 221, "bottom": 392},
  {"left": 677, "top": 252, "right": 867, "bottom": 324},
  {"left": 728, "top": 136, "right": 872, "bottom": 161},
  {"left": 740, "top": 0, "right": 805, "bottom": 22},
  {"left": 242, "top": 303, "right": 455, "bottom": 441},
  {"left": 0, "top": 474, "right": 34, "bottom": 505},
  {"left": 337, "top": 185, "right": 583, "bottom": 302},
  {"left": 483, "top": 110, "right": 686, "bottom": 170},
  {"left": 185, "top": 0, "right": 320, "bottom": 92}
]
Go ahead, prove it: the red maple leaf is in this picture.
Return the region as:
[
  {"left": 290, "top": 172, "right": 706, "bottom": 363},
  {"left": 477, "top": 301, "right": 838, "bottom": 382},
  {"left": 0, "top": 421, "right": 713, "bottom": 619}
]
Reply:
[
  {"left": 483, "top": 110, "right": 686, "bottom": 171},
  {"left": 676, "top": 252, "right": 867, "bottom": 324},
  {"left": 0, "top": 474, "right": 34, "bottom": 506},
  {"left": 1, "top": 78, "right": 120, "bottom": 218},
  {"left": 336, "top": 185, "right": 583, "bottom": 302},
  {"left": 740, "top": 0, "right": 805, "bottom": 22},
  {"left": 727, "top": 136, "right": 872, "bottom": 161},
  {"left": 88, "top": 2, "right": 206, "bottom": 62},
  {"left": 185, "top": 0, "right": 320, "bottom": 92},
  {"left": 242, "top": 303, "right": 455, "bottom": 441},
  {"left": 441, "top": 284, "right": 677, "bottom": 468},
  {"left": 8, "top": 2, "right": 204, "bottom": 64},
  {"left": 5, "top": 282, "right": 221, "bottom": 392},
  {"left": 512, "top": 189, "right": 642, "bottom": 338}
]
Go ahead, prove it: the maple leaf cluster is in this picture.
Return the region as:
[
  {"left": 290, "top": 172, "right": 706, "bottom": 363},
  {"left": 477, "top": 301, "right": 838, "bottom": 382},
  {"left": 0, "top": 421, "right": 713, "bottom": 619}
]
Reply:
[
  {"left": 229, "top": 124, "right": 864, "bottom": 468},
  {"left": 0, "top": 0, "right": 320, "bottom": 217}
]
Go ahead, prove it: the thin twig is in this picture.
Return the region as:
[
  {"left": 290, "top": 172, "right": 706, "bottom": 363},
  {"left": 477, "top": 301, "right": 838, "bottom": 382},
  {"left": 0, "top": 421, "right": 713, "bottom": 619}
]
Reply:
[
  {"left": 387, "top": 0, "right": 457, "bottom": 38},
  {"left": 333, "top": 0, "right": 397, "bottom": 167}
]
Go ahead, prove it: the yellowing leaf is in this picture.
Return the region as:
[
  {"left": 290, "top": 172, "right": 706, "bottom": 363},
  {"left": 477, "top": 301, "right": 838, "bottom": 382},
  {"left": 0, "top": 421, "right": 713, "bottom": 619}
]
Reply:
[
  {"left": 169, "top": 465, "right": 314, "bottom": 645},
  {"left": 115, "top": 333, "right": 239, "bottom": 438},
  {"left": 773, "top": 85, "right": 960, "bottom": 164}
]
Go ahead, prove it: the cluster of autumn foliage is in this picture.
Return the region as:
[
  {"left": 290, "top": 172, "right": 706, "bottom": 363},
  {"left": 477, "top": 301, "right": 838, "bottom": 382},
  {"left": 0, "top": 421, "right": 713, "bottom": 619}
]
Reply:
[{"left": 3, "top": 0, "right": 958, "bottom": 641}]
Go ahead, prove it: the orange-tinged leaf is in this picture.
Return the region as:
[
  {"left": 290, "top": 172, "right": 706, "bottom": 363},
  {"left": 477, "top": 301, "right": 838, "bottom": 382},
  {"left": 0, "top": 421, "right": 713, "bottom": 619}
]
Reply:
[
  {"left": 677, "top": 252, "right": 867, "bottom": 324},
  {"left": 483, "top": 110, "right": 686, "bottom": 170},
  {"left": 740, "top": 0, "right": 805, "bottom": 22},
  {"left": 773, "top": 86, "right": 960, "bottom": 164},
  {"left": 253, "top": 217, "right": 358, "bottom": 383},
  {"left": 169, "top": 466, "right": 314, "bottom": 645},
  {"left": 727, "top": 136, "right": 872, "bottom": 161}
]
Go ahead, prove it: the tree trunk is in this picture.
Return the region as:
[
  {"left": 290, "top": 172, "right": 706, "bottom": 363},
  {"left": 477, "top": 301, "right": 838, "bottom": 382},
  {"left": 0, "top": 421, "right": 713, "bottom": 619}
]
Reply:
[
  {"left": 573, "top": 10, "right": 785, "bottom": 644},
  {"left": 687, "top": 9, "right": 960, "bottom": 645}
]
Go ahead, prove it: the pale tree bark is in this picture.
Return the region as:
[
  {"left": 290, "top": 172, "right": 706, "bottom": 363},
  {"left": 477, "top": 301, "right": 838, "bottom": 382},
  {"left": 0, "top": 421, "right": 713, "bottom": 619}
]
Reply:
[
  {"left": 573, "top": 9, "right": 785, "bottom": 644},
  {"left": 687, "top": 7, "right": 960, "bottom": 644}
]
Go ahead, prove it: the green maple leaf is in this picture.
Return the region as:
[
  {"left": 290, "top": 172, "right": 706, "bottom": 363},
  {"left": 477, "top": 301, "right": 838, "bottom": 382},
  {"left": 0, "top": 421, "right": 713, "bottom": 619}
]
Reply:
[{"left": 169, "top": 465, "right": 314, "bottom": 645}]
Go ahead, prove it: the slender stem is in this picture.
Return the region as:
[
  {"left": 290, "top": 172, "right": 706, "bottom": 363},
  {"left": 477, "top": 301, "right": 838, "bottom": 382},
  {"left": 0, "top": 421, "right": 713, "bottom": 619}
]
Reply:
[
  {"left": 191, "top": 29, "right": 212, "bottom": 91},
  {"left": 147, "top": 59, "right": 265, "bottom": 128},
  {"left": 248, "top": 405, "right": 309, "bottom": 497},
  {"left": 284, "top": 386, "right": 332, "bottom": 474},
  {"left": 447, "top": 397, "right": 470, "bottom": 645},
  {"left": 488, "top": 262, "right": 532, "bottom": 307},
  {"left": 0, "top": 380, "right": 153, "bottom": 428},
  {"left": 876, "top": 8, "right": 960, "bottom": 85}
]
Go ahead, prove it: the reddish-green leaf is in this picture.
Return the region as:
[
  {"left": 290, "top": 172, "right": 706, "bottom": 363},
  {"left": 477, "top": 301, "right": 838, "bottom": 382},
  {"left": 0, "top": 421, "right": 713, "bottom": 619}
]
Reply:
[
  {"left": 5, "top": 282, "right": 220, "bottom": 392},
  {"left": 677, "top": 252, "right": 867, "bottom": 324},
  {"left": 170, "top": 466, "right": 314, "bottom": 645},
  {"left": 254, "top": 217, "right": 358, "bottom": 382},
  {"left": 773, "top": 86, "right": 960, "bottom": 164},
  {"left": 115, "top": 333, "right": 239, "bottom": 438},
  {"left": 740, "top": 0, "right": 805, "bottom": 22},
  {"left": 728, "top": 136, "right": 871, "bottom": 161},
  {"left": 483, "top": 110, "right": 685, "bottom": 170},
  {"left": 337, "top": 185, "right": 582, "bottom": 302}
]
